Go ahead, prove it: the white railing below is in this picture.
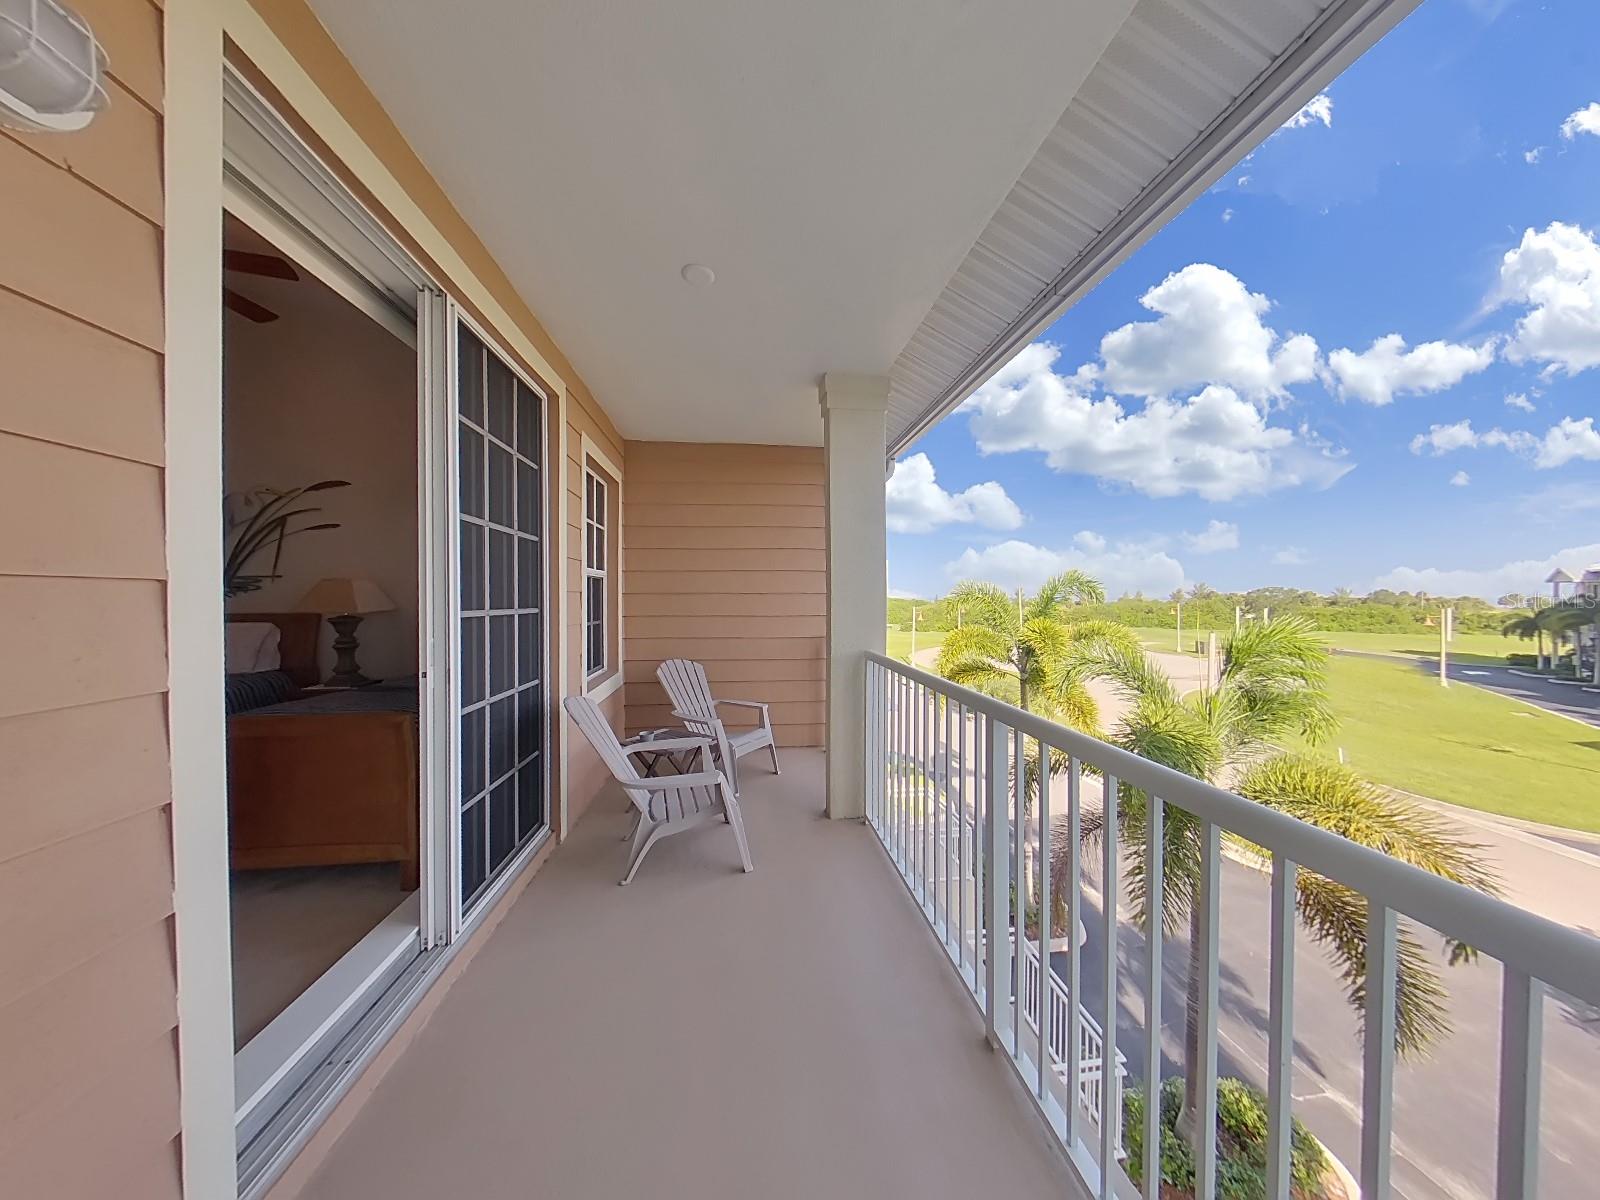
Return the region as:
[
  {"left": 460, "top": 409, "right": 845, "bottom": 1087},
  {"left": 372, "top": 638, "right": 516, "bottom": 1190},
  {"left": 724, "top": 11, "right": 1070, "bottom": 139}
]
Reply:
[{"left": 864, "top": 651, "right": 1600, "bottom": 1200}]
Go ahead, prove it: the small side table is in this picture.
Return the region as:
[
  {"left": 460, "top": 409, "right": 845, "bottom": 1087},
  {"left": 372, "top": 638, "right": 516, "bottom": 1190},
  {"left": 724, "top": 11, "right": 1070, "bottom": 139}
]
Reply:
[{"left": 623, "top": 727, "right": 703, "bottom": 777}]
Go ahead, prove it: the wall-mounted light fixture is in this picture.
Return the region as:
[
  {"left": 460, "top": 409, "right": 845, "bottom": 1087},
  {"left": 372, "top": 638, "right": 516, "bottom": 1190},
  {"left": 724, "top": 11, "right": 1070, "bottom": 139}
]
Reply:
[{"left": 0, "top": 0, "right": 107, "bottom": 134}]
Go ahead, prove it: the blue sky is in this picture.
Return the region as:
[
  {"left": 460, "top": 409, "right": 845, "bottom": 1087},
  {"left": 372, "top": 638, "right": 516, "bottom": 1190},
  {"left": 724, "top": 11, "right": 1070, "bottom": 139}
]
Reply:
[{"left": 888, "top": 0, "right": 1600, "bottom": 603}]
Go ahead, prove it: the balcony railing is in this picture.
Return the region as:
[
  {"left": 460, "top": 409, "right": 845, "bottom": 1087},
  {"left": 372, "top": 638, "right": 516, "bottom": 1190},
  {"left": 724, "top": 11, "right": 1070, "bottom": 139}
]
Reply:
[{"left": 864, "top": 652, "right": 1600, "bottom": 1200}]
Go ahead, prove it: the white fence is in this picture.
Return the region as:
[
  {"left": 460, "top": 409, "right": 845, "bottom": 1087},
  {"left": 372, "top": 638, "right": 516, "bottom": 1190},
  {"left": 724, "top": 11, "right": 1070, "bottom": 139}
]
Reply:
[{"left": 864, "top": 652, "right": 1600, "bottom": 1200}]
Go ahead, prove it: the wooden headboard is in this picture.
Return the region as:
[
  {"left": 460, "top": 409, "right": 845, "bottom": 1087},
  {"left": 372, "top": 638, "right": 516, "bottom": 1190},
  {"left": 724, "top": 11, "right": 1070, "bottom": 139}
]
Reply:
[{"left": 227, "top": 612, "right": 321, "bottom": 688}]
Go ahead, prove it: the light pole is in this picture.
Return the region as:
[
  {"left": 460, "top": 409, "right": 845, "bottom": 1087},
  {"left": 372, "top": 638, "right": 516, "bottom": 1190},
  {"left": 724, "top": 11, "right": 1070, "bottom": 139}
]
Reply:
[
  {"left": 1439, "top": 604, "right": 1453, "bottom": 688},
  {"left": 911, "top": 606, "right": 920, "bottom": 661},
  {"left": 1174, "top": 600, "right": 1183, "bottom": 653}
]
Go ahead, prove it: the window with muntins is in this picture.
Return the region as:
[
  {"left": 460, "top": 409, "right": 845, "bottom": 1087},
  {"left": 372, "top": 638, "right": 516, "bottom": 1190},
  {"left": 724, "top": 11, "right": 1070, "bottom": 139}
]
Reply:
[{"left": 584, "top": 468, "right": 608, "bottom": 678}]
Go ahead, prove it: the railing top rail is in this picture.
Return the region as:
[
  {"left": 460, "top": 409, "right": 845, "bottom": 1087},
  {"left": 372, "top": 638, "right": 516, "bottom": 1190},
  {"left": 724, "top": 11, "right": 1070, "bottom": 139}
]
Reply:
[{"left": 868, "top": 652, "right": 1600, "bottom": 1003}]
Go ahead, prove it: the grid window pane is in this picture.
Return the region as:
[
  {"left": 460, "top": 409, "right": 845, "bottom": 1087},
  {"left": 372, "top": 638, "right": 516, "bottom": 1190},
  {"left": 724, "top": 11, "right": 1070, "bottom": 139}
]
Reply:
[
  {"left": 586, "top": 576, "right": 605, "bottom": 675},
  {"left": 457, "top": 325, "right": 547, "bottom": 914}
]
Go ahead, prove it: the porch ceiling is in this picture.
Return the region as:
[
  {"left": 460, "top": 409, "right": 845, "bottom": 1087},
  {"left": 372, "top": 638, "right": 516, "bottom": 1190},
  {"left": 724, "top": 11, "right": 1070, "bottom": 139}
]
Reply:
[{"left": 303, "top": 0, "right": 1134, "bottom": 444}]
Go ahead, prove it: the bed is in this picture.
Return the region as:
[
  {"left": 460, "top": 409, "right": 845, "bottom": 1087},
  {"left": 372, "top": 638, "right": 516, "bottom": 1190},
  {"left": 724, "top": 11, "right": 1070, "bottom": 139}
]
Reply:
[{"left": 226, "top": 613, "right": 419, "bottom": 889}]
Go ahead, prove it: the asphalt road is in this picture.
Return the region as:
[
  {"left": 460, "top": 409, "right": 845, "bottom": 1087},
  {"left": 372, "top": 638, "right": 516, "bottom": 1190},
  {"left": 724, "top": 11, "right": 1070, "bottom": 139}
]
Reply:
[
  {"left": 1438, "top": 659, "right": 1600, "bottom": 728},
  {"left": 1063, "top": 851, "right": 1600, "bottom": 1200}
]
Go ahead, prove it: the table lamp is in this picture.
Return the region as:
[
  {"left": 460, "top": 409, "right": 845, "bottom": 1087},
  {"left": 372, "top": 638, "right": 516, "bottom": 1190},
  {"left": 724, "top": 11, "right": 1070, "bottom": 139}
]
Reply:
[{"left": 297, "top": 577, "right": 395, "bottom": 687}]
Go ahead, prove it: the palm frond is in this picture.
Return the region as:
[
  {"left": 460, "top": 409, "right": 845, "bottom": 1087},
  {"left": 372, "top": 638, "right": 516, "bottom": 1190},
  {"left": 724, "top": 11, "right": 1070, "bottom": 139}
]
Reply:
[{"left": 947, "top": 580, "right": 1019, "bottom": 637}]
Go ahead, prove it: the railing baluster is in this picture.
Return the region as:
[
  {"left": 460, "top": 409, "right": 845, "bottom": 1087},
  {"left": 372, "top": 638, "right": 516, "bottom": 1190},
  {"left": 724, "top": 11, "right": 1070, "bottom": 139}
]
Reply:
[
  {"left": 1195, "top": 820, "right": 1222, "bottom": 1200},
  {"left": 1142, "top": 796, "right": 1164, "bottom": 1200},
  {"left": 944, "top": 693, "right": 954, "bottom": 947},
  {"left": 957, "top": 704, "right": 969, "bottom": 983},
  {"left": 1496, "top": 967, "right": 1543, "bottom": 1200},
  {"left": 917, "top": 681, "right": 927, "bottom": 903},
  {"left": 1266, "top": 854, "right": 1298, "bottom": 1200},
  {"left": 1099, "top": 771, "right": 1120, "bottom": 1199},
  {"left": 1361, "top": 903, "right": 1398, "bottom": 1200},
  {"left": 1066, "top": 756, "right": 1083, "bottom": 1146},
  {"left": 985, "top": 716, "right": 1011, "bottom": 1049},
  {"left": 869, "top": 662, "right": 881, "bottom": 831},
  {"left": 1013, "top": 726, "right": 1026, "bottom": 1057},
  {"left": 1038, "top": 742, "right": 1053, "bottom": 1101}
]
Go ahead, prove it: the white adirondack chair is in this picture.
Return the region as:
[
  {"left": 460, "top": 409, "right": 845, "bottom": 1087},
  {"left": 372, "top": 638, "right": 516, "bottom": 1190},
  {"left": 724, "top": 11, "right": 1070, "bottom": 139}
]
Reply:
[
  {"left": 655, "top": 658, "right": 779, "bottom": 795},
  {"left": 563, "top": 695, "right": 753, "bottom": 885}
]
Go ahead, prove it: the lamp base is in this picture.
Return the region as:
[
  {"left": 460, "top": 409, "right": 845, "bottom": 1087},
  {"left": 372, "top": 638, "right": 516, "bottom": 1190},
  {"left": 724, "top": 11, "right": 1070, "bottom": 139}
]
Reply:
[{"left": 324, "top": 613, "right": 377, "bottom": 688}]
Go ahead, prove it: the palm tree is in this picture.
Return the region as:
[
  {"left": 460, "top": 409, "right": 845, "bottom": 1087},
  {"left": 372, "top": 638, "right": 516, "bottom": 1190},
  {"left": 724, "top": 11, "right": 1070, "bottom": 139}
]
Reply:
[
  {"left": 1056, "top": 616, "right": 1499, "bottom": 1136},
  {"left": 1542, "top": 601, "right": 1600, "bottom": 683},
  {"left": 1501, "top": 612, "right": 1547, "bottom": 668},
  {"left": 936, "top": 573, "right": 1138, "bottom": 897}
]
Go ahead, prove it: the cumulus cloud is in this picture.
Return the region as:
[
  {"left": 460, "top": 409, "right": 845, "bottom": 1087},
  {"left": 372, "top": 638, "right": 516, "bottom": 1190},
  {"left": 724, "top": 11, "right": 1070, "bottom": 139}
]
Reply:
[
  {"left": 1325, "top": 334, "right": 1496, "bottom": 405},
  {"left": 1560, "top": 102, "right": 1600, "bottom": 141},
  {"left": 1221, "top": 208, "right": 1235, "bottom": 223},
  {"left": 1282, "top": 92, "right": 1333, "bottom": 130},
  {"left": 1504, "top": 391, "right": 1535, "bottom": 412},
  {"left": 885, "top": 453, "right": 1022, "bottom": 534},
  {"left": 1097, "top": 264, "right": 1320, "bottom": 401},
  {"left": 1273, "top": 547, "right": 1310, "bottom": 566},
  {"left": 964, "top": 344, "right": 1351, "bottom": 501},
  {"left": 1524, "top": 147, "right": 1545, "bottom": 165},
  {"left": 1371, "top": 542, "right": 1600, "bottom": 600},
  {"left": 1183, "top": 520, "right": 1240, "bottom": 554},
  {"left": 1407, "top": 416, "right": 1600, "bottom": 468},
  {"left": 1494, "top": 221, "right": 1600, "bottom": 375},
  {"left": 1450, "top": 470, "right": 1471, "bottom": 487},
  {"left": 946, "top": 537, "right": 1185, "bottom": 600}
]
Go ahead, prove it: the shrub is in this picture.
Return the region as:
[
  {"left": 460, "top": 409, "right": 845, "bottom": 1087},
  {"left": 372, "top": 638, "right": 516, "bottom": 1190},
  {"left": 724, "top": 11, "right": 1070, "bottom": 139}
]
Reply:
[{"left": 1123, "top": 1077, "right": 1329, "bottom": 1200}]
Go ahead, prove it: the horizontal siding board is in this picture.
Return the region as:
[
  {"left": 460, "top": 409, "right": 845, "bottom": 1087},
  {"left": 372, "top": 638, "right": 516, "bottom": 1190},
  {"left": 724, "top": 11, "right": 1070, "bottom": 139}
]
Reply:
[
  {"left": 73, "top": 0, "right": 165, "bottom": 114},
  {"left": 625, "top": 482, "right": 823, "bottom": 508},
  {"left": 0, "top": 76, "right": 163, "bottom": 223},
  {"left": 627, "top": 504, "right": 824, "bottom": 529},
  {"left": 624, "top": 547, "right": 825, "bottom": 574},
  {"left": 625, "top": 636, "right": 824, "bottom": 662},
  {"left": 0, "top": 289, "right": 164, "bottom": 465},
  {"left": 0, "top": 695, "right": 170, "bottom": 864},
  {"left": 625, "top": 679, "right": 824, "bottom": 706},
  {"left": 0, "top": 139, "right": 163, "bottom": 350},
  {"left": 623, "top": 658, "right": 827, "bottom": 684},
  {"left": 0, "top": 577, "right": 168, "bottom": 719},
  {"left": 1, "top": 809, "right": 175, "bottom": 1011},
  {"left": 624, "top": 592, "right": 825, "bottom": 617},
  {"left": 0, "top": 917, "right": 176, "bottom": 1134},
  {"left": 0, "top": 433, "right": 166, "bottom": 579},
  {"left": 625, "top": 442, "right": 821, "bottom": 466},
  {"left": 624, "top": 525, "right": 825, "bottom": 551},
  {"left": 625, "top": 459, "right": 824, "bottom": 487},
  {"left": 625, "top": 570, "right": 824, "bottom": 595},
  {"left": 626, "top": 615, "right": 825, "bottom": 640}
]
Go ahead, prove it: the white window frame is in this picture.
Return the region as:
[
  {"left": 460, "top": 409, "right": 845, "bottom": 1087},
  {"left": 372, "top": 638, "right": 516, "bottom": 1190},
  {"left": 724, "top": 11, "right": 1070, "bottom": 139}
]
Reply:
[{"left": 580, "top": 433, "right": 622, "bottom": 702}]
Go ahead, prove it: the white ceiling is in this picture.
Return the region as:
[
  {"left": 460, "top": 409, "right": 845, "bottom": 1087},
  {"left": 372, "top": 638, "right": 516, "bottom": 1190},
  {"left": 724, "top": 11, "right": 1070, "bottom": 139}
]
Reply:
[{"left": 306, "top": 0, "right": 1136, "bottom": 445}]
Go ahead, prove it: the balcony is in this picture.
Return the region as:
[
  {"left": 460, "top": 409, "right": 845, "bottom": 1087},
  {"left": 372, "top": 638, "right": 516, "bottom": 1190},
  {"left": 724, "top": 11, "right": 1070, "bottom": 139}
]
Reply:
[{"left": 287, "top": 750, "right": 1076, "bottom": 1199}]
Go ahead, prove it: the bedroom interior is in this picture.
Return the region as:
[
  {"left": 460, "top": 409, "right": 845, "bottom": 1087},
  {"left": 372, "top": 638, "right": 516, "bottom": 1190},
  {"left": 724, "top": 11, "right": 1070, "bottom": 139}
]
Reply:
[{"left": 220, "top": 211, "right": 422, "bottom": 1051}]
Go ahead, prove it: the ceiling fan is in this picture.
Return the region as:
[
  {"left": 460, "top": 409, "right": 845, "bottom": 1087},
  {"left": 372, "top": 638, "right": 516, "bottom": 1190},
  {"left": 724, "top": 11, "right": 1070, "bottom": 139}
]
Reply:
[{"left": 224, "top": 249, "right": 300, "bottom": 323}]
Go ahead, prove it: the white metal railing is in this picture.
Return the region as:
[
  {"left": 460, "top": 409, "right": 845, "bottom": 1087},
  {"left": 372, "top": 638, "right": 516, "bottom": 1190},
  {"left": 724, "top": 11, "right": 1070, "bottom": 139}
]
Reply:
[{"left": 864, "top": 652, "right": 1600, "bottom": 1200}]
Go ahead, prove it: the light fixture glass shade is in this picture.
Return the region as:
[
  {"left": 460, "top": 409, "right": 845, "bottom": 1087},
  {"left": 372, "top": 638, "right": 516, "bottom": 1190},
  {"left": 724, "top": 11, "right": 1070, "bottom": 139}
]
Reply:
[
  {"left": 296, "top": 577, "right": 397, "bottom": 617},
  {"left": 0, "top": 0, "right": 108, "bottom": 133}
]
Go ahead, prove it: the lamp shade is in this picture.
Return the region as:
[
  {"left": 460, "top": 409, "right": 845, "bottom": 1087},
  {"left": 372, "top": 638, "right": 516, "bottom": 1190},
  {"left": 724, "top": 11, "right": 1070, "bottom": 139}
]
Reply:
[{"left": 297, "top": 577, "right": 395, "bottom": 617}]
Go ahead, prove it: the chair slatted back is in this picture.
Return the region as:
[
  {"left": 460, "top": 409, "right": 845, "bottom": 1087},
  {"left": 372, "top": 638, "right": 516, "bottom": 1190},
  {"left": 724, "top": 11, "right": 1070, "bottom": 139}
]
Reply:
[
  {"left": 657, "top": 658, "right": 717, "bottom": 724},
  {"left": 563, "top": 694, "right": 716, "bottom": 824}
]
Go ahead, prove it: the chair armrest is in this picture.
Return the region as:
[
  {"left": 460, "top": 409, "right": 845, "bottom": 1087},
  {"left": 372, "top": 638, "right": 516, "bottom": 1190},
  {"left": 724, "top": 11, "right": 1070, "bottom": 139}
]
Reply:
[
  {"left": 670, "top": 709, "right": 724, "bottom": 728},
  {"left": 716, "top": 699, "right": 769, "bottom": 712}
]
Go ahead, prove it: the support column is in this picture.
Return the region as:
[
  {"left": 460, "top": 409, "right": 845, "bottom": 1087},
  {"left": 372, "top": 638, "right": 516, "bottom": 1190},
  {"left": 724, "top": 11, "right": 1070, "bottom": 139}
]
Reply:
[{"left": 820, "top": 374, "right": 889, "bottom": 819}]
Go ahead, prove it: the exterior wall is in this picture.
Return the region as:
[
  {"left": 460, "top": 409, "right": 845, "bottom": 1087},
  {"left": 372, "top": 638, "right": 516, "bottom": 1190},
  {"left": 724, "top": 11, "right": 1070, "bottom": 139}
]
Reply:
[
  {"left": 622, "top": 442, "right": 826, "bottom": 747},
  {"left": 0, "top": 2, "right": 184, "bottom": 1197}
]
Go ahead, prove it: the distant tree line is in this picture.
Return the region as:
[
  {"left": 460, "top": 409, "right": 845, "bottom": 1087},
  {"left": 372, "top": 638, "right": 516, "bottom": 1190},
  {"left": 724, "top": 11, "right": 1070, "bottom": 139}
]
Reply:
[{"left": 890, "top": 586, "right": 1528, "bottom": 636}]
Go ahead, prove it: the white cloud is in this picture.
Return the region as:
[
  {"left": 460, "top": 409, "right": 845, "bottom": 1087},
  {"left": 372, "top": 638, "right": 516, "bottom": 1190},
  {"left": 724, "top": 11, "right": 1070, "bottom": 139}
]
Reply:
[
  {"left": 1450, "top": 470, "right": 1471, "bottom": 487},
  {"left": 947, "top": 538, "right": 1185, "bottom": 601},
  {"left": 1097, "top": 264, "right": 1320, "bottom": 401},
  {"left": 1559, "top": 102, "right": 1600, "bottom": 141},
  {"left": 1221, "top": 208, "right": 1234, "bottom": 223},
  {"left": 1273, "top": 547, "right": 1310, "bottom": 566},
  {"left": 1524, "top": 147, "right": 1545, "bottom": 165},
  {"left": 964, "top": 344, "right": 1351, "bottom": 501},
  {"left": 1183, "top": 520, "right": 1240, "bottom": 554},
  {"left": 1282, "top": 92, "right": 1333, "bottom": 131},
  {"left": 1406, "top": 416, "right": 1600, "bottom": 468},
  {"left": 1325, "top": 333, "right": 1496, "bottom": 405},
  {"left": 1495, "top": 221, "right": 1600, "bottom": 375},
  {"left": 1371, "top": 542, "right": 1600, "bottom": 600},
  {"left": 885, "top": 452, "right": 1022, "bottom": 534},
  {"left": 1505, "top": 391, "right": 1535, "bottom": 412}
]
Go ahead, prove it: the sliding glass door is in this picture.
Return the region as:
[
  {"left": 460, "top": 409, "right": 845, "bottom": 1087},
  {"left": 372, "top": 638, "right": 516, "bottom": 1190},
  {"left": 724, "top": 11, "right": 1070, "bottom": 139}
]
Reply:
[{"left": 452, "top": 317, "right": 550, "bottom": 922}]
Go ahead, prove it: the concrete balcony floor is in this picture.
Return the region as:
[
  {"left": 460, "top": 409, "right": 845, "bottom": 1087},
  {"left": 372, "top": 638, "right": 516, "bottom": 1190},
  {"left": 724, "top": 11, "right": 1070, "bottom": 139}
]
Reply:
[{"left": 294, "top": 751, "right": 1073, "bottom": 1199}]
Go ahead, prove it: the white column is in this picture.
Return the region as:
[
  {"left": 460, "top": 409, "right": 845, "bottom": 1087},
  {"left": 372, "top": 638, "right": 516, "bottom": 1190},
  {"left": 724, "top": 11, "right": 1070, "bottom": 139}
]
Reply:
[{"left": 820, "top": 373, "right": 889, "bottom": 819}]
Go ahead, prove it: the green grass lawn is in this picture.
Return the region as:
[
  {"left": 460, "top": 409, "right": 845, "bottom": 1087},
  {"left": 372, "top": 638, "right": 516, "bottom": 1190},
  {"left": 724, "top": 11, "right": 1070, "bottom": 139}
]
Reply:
[
  {"left": 1283, "top": 655, "right": 1600, "bottom": 832},
  {"left": 886, "top": 627, "right": 948, "bottom": 662}
]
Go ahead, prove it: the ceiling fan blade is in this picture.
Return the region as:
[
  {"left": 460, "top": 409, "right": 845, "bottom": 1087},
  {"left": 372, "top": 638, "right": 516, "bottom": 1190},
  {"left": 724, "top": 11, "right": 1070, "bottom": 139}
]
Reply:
[
  {"left": 224, "top": 288, "right": 279, "bottom": 324},
  {"left": 224, "top": 249, "right": 300, "bottom": 281}
]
